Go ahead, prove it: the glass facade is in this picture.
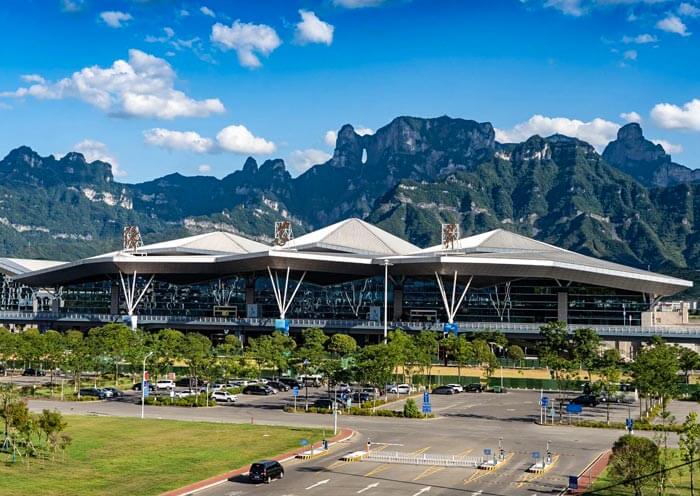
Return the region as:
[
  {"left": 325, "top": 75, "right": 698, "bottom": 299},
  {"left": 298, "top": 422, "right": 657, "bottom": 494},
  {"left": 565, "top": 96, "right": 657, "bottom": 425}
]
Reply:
[{"left": 0, "top": 271, "right": 648, "bottom": 326}]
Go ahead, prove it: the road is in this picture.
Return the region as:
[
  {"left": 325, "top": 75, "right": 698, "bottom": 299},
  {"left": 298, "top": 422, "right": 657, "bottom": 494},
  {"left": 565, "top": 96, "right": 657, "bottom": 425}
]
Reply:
[{"left": 28, "top": 389, "right": 628, "bottom": 495}]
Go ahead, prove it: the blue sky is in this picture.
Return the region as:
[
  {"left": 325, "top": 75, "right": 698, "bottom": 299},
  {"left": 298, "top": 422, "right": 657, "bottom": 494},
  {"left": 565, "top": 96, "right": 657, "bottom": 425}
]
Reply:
[{"left": 0, "top": 0, "right": 698, "bottom": 182}]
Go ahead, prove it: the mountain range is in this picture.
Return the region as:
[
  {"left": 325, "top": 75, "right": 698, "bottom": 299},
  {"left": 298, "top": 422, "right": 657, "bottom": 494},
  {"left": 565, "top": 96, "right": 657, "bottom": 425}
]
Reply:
[{"left": 1, "top": 116, "right": 699, "bottom": 296}]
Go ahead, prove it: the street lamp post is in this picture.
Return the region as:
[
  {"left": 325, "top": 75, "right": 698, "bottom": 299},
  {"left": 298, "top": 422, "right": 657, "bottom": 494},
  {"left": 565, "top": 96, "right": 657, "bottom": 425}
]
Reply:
[
  {"left": 383, "top": 259, "right": 391, "bottom": 343},
  {"left": 141, "top": 351, "right": 153, "bottom": 420}
]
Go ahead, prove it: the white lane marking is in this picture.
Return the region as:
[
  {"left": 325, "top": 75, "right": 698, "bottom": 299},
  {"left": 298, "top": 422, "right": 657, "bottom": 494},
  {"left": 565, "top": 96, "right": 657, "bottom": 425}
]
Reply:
[
  {"left": 411, "top": 487, "right": 431, "bottom": 496},
  {"left": 305, "top": 479, "right": 330, "bottom": 490},
  {"left": 471, "top": 491, "right": 483, "bottom": 496},
  {"left": 357, "top": 482, "right": 380, "bottom": 493}
]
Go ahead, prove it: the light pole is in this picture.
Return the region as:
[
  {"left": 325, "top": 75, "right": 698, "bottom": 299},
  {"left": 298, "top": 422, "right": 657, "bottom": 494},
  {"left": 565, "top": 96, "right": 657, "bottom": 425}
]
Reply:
[
  {"left": 383, "top": 259, "right": 391, "bottom": 343},
  {"left": 141, "top": 351, "right": 153, "bottom": 420}
]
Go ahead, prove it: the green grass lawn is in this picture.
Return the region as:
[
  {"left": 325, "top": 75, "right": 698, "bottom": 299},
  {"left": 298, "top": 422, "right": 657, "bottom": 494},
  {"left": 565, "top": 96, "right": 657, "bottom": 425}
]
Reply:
[
  {"left": 592, "top": 449, "right": 697, "bottom": 495},
  {"left": 0, "top": 416, "right": 323, "bottom": 496}
]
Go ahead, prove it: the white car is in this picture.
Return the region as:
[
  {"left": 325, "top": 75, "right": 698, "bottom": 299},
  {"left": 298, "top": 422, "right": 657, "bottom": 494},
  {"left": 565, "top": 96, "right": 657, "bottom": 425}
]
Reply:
[
  {"left": 155, "top": 380, "right": 175, "bottom": 390},
  {"left": 99, "top": 388, "right": 114, "bottom": 398},
  {"left": 445, "top": 384, "right": 464, "bottom": 393},
  {"left": 388, "top": 384, "right": 414, "bottom": 394},
  {"left": 212, "top": 391, "right": 238, "bottom": 403},
  {"left": 175, "top": 389, "right": 196, "bottom": 398}
]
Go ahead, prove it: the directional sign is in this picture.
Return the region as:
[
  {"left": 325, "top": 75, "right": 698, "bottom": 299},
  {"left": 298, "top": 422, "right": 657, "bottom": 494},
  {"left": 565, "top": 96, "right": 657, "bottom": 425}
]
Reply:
[
  {"left": 532, "top": 451, "right": 541, "bottom": 460},
  {"left": 143, "top": 380, "right": 150, "bottom": 398},
  {"left": 626, "top": 418, "right": 634, "bottom": 431},
  {"left": 274, "top": 319, "right": 290, "bottom": 335},
  {"left": 483, "top": 448, "right": 492, "bottom": 456},
  {"left": 423, "top": 392, "right": 430, "bottom": 404},
  {"left": 422, "top": 403, "right": 432, "bottom": 414},
  {"left": 540, "top": 396, "right": 549, "bottom": 407},
  {"left": 443, "top": 323, "right": 459, "bottom": 336},
  {"left": 566, "top": 403, "right": 583, "bottom": 414},
  {"left": 300, "top": 439, "right": 309, "bottom": 446},
  {"left": 293, "top": 386, "right": 299, "bottom": 397}
]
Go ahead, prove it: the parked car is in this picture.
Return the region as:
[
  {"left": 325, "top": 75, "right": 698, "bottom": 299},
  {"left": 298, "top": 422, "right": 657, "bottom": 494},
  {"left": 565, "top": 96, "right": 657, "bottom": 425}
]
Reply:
[
  {"left": 464, "top": 383, "right": 485, "bottom": 393},
  {"left": 176, "top": 377, "right": 202, "bottom": 388},
  {"left": 432, "top": 386, "right": 457, "bottom": 395},
  {"left": 155, "top": 380, "right": 175, "bottom": 390},
  {"left": 132, "top": 382, "right": 144, "bottom": 391},
  {"left": 101, "top": 387, "right": 123, "bottom": 397},
  {"left": 351, "top": 391, "right": 373, "bottom": 403},
  {"left": 387, "top": 383, "right": 414, "bottom": 394},
  {"left": 79, "top": 388, "right": 107, "bottom": 399},
  {"left": 278, "top": 377, "right": 301, "bottom": 389},
  {"left": 299, "top": 375, "right": 323, "bottom": 387},
  {"left": 313, "top": 398, "right": 337, "bottom": 409},
  {"left": 99, "top": 388, "right": 114, "bottom": 398},
  {"left": 445, "top": 384, "right": 464, "bottom": 393},
  {"left": 243, "top": 385, "right": 275, "bottom": 395},
  {"left": 247, "top": 460, "right": 284, "bottom": 483},
  {"left": 199, "top": 383, "right": 226, "bottom": 393},
  {"left": 228, "top": 379, "right": 253, "bottom": 387},
  {"left": 335, "top": 383, "right": 352, "bottom": 394},
  {"left": 266, "top": 381, "right": 289, "bottom": 392},
  {"left": 212, "top": 391, "right": 238, "bottom": 404},
  {"left": 22, "top": 368, "right": 45, "bottom": 376},
  {"left": 570, "top": 394, "right": 599, "bottom": 407},
  {"left": 175, "top": 389, "right": 196, "bottom": 399}
]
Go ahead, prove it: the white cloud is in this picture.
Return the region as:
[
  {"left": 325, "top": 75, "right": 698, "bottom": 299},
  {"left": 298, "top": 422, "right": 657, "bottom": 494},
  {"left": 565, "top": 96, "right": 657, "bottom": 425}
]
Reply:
[
  {"left": 217, "top": 125, "right": 276, "bottom": 154},
  {"left": 333, "top": 0, "right": 386, "bottom": 7},
  {"left": 61, "top": 0, "right": 84, "bottom": 13},
  {"left": 295, "top": 10, "right": 334, "bottom": 45},
  {"left": 324, "top": 130, "right": 338, "bottom": 147},
  {"left": 651, "top": 98, "right": 700, "bottom": 130},
  {"left": 495, "top": 114, "right": 620, "bottom": 150},
  {"left": 73, "top": 139, "right": 126, "bottom": 177},
  {"left": 197, "top": 164, "right": 212, "bottom": 173},
  {"left": 679, "top": 2, "right": 700, "bottom": 17},
  {"left": 211, "top": 21, "right": 281, "bottom": 68},
  {"left": 200, "top": 6, "right": 215, "bottom": 18},
  {"left": 624, "top": 49, "right": 638, "bottom": 60},
  {"left": 622, "top": 33, "right": 657, "bottom": 43},
  {"left": 544, "top": 0, "right": 585, "bottom": 16},
  {"left": 100, "top": 11, "right": 133, "bottom": 29},
  {"left": 179, "top": 9, "right": 190, "bottom": 17},
  {"left": 144, "top": 124, "right": 276, "bottom": 155},
  {"left": 146, "top": 27, "right": 175, "bottom": 43},
  {"left": 620, "top": 111, "right": 642, "bottom": 123},
  {"left": 288, "top": 149, "right": 332, "bottom": 176},
  {"left": 0, "top": 49, "right": 225, "bottom": 119},
  {"left": 21, "top": 74, "right": 45, "bottom": 84},
  {"left": 656, "top": 14, "right": 691, "bottom": 36},
  {"left": 355, "top": 126, "right": 374, "bottom": 136},
  {"left": 651, "top": 139, "right": 684, "bottom": 154},
  {"left": 143, "top": 128, "right": 214, "bottom": 153}
]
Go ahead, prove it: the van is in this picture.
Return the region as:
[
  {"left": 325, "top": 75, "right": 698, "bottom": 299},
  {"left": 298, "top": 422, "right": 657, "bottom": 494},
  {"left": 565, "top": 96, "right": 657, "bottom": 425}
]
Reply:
[{"left": 248, "top": 460, "right": 284, "bottom": 483}]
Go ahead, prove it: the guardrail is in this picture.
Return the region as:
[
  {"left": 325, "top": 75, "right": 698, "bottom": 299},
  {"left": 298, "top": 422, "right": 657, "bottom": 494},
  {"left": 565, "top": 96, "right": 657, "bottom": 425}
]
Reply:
[
  {"left": 364, "top": 450, "right": 484, "bottom": 467},
  {"left": 1, "top": 311, "right": 700, "bottom": 338}
]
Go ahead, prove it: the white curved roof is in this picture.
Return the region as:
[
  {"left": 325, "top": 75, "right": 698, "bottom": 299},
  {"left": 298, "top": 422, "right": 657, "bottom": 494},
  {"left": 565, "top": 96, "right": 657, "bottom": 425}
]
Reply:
[
  {"left": 283, "top": 218, "right": 419, "bottom": 256},
  {"left": 0, "top": 258, "right": 65, "bottom": 277},
  {"left": 136, "top": 231, "right": 269, "bottom": 255}
]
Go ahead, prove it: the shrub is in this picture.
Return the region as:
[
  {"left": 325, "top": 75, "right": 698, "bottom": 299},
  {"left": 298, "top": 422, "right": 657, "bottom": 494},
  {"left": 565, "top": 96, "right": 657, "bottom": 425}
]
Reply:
[{"left": 403, "top": 398, "right": 421, "bottom": 418}]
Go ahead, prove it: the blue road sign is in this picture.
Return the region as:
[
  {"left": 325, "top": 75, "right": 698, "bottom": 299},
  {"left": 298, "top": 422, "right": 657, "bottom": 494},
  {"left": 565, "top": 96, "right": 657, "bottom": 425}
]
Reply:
[
  {"left": 540, "top": 396, "right": 549, "bottom": 407},
  {"left": 566, "top": 403, "right": 583, "bottom": 414},
  {"left": 293, "top": 386, "right": 299, "bottom": 397},
  {"left": 443, "top": 322, "right": 459, "bottom": 335},
  {"left": 143, "top": 380, "right": 150, "bottom": 398},
  {"left": 484, "top": 448, "right": 492, "bottom": 456},
  {"left": 423, "top": 392, "right": 430, "bottom": 404},
  {"left": 300, "top": 439, "right": 309, "bottom": 446},
  {"left": 422, "top": 403, "right": 432, "bottom": 414},
  {"left": 274, "top": 319, "right": 290, "bottom": 335},
  {"left": 626, "top": 418, "right": 634, "bottom": 431},
  {"left": 532, "top": 451, "right": 541, "bottom": 460},
  {"left": 569, "top": 476, "right": 579, "bottom": 489}
]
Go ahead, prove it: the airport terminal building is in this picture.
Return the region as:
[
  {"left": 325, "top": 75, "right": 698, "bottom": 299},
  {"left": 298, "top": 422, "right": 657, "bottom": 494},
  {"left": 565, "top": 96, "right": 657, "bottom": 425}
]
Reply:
[{"left": 0, "top": 218, "right": 696, "bottom": 346}]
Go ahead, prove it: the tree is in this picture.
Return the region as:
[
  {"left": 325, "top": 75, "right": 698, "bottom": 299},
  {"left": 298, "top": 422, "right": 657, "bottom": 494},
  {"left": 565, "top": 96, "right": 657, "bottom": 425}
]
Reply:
[
  {"left": 17, "top": 328, "right": 45, "bottom": 370},
  {"left": 297, "top": 328, "right": 329, "bottom": 371},
  {"left": 595, "top": 348, "right": 622, "bottom": 425},
  {"left": 414, "top": 331, "right": 438, "bottom": 387},
  {"left": 609, "top": 434, "right": 662, "bottom": 496},
  {"left": 387, "top": 329, "right": 416, "bottom": 384},
  {"left": 63, "top": 330, "right": 92, "bottom": 395},
  {"left": 571, "top": 328, "right": 601, "bottom": 382},
  {"left": 42, "top": 331, "right": 64, "bottom": 397},
  {"left": 538, "top": 321, "right": 578, "bottom": 404},
  {"left": 88, "top": 324, "right": 134, "bottom": 387},
  {"left": 507, "top": 344, "right": 525, "bottom": 363},
  {"left": 403, "top": 398, "right": 421, "bottom": 418},
  {"left": 473, "top": 338, "right": 497, "bottom": 383},
  {"left": 152, "top": 329, "right": 184, "bottom": 380},
  {"left": 327, "top": 334, "right": 357, "bottom": 358},
  {"left": 631, "top": 338, "right": 680, "bottom": 415},
  {"left": 248, "top": 331, "right": 296, "bottom": 377},
  {"left": 354, "top": 343, "right": 394, "bottom": 389},
  {"left": 0, "top": 327, "right": 16, "bottom": 373},
  {"left": 680, "top": 412, "right": 700, "bottom": 496},
  {"left": 677, "top": 347, "right": 700, "bottom": 384},
  {"left": 216, "top": 335, "right": 244, "bottom": 380}
]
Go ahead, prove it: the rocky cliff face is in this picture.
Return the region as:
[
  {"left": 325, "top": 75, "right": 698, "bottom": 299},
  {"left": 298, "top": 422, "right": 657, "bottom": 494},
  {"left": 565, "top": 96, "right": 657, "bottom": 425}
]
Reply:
[{"left": 602, "top": 123, "right": 700, "bottom": 188}]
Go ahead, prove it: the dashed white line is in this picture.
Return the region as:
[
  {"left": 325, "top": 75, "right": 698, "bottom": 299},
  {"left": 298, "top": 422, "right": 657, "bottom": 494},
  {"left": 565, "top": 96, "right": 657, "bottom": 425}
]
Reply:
[
  {"left": 305, "top": 479, "right": 330, "bottom": 490},
  {"left": 357, "top": 482, "right": 380, "bottom": 493},
  {"left": 411, "top": 487, "right": 431, "bottom": 496}
]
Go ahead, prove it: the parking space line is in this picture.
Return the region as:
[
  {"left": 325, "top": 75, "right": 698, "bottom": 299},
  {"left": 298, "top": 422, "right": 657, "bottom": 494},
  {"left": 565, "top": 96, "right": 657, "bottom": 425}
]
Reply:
[{"left": 413, "top": 448, "right": 473, "bottom": 481}]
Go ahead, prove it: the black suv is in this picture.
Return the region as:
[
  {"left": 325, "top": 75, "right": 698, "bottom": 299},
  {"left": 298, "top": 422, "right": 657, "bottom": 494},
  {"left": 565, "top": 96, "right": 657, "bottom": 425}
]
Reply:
[
  {"left": 248, "top": 460, "right": 284, "bottom": 483},
  {"left": 432, "top": 386, "right": 457, "bottom": 395},
  {"left": 278, "top": 377, "right": 301, "bottom": 389},
  {"left": 464, "top": 383, "right": 484, "bottom": 393},
  {"left": 313, "top": 398, "right": 336, "bottom": 409},
  {"left": 79, "top": 388, "right": 107, "bottom": 399},
  {"left": 22, "top": 368, "right": 46, "bottom": 377},
  {"left": 243, "top": 385, "right": 275, "bottom": 395},
  {"left": 267, "top": 381, "right": 290, "bottom": 392},
  {"left": 570, "top": 394, "right": 599, "bottom": 407}
]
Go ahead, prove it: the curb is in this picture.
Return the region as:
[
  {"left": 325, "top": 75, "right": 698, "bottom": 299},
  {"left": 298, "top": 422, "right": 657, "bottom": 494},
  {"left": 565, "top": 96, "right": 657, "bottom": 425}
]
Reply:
[{"left": 160, "top": 427, "right": 355, "bottom": 496}]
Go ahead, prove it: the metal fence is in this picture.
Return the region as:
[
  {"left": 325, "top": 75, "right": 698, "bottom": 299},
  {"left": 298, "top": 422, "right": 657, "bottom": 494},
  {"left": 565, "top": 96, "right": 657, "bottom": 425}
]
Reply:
[{"left": 364, "top": 450, "right": 484, "bottom": 467}]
